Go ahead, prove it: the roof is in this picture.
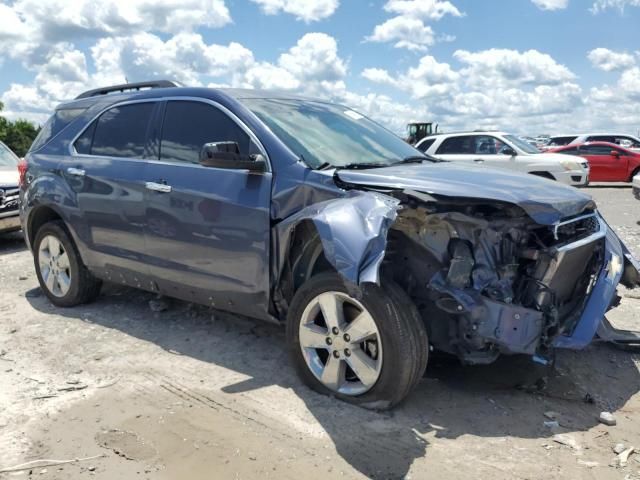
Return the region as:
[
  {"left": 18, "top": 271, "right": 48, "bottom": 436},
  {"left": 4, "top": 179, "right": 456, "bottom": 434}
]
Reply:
[{"left": 60, "top": 81, "right": 327, "bottom": 111}]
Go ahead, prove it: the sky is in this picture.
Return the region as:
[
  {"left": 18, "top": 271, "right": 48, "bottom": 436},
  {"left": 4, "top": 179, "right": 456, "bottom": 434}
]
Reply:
[{"left": 0, "top": 0, "right": 638, "bottom": 136}]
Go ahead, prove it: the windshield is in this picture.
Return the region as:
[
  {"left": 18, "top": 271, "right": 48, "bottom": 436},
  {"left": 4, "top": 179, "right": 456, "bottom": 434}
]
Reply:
[
  {"left": 242, "top": 98, "right": 426, "bottom": 168},
  {"left": 0, "top": 142, "right": 19, "bottom": 166},
  {"left": 504, "top": 134, "right": 540, "bottom": 154}
]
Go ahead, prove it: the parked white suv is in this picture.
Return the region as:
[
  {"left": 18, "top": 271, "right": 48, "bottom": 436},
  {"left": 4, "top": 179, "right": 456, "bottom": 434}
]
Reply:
[{"left": 416, "top": 131, "right": 589, "bottom": 186}]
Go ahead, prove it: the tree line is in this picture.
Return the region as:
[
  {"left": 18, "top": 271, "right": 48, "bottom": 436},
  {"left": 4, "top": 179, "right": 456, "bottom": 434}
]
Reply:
[{"left": 0, "top": 101, "right": 40, "bottom": 158}]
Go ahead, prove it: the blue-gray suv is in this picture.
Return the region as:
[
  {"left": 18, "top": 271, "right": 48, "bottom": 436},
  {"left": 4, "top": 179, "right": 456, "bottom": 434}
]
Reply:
[{"left": 20, "top": 81, "right": 640, "bottom": 409}]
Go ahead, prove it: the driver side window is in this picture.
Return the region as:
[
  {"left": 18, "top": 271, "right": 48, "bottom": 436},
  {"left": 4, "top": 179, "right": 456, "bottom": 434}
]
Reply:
[
  {"left": 473, "top": 136, "right": 505, "bottom": 155},
  {"left": 159, "top": 101, "right": 258, "bottom": 164}
]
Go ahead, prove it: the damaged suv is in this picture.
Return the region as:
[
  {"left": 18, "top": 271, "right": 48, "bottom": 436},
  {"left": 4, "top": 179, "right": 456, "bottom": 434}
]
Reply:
[{"left": 20, "top": 81, "right": 640, "bottom": 409}]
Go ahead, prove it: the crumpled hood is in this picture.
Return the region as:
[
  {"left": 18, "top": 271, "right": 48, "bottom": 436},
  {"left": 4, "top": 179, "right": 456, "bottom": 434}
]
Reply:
[{"left": 336, "top": 162, "right": 594, "bottom": 225}]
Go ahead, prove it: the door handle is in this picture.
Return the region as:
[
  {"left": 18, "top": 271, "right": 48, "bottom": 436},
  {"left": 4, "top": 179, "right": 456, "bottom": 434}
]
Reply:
[
  {"left": 145, "top": 182, "right": 172, "bottom": 193},
  {"left": 67, "top": 167, "right": 86, "bottom": 177},
  {"left": 473, "top": 158, "right": 484, "bottom": 163}
]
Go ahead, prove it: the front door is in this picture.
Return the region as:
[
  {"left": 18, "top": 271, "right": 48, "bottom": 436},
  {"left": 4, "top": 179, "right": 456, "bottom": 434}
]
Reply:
[
  {"left": 469, "top": 135, "right": 516, "bottom": 172},
  {"left": 143, "top": 100, "right": 273, "bottom": 319},
  {"left": 580, "top": 144, "right": 629, "bottom": 181}
]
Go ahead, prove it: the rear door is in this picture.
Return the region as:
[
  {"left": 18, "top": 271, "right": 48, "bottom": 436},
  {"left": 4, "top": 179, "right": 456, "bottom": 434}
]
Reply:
[
  {"left": 63, "top": 101, "right": 157, "bottom": 280},
  {"left": 433, "top": 135, "right": 478, "bottom": 165},
  {"left": 143, "top": 99, "right": 273, "bottom": 319},
  {"left": 579, "top": 144, "right": 628, "bottom": 181}
]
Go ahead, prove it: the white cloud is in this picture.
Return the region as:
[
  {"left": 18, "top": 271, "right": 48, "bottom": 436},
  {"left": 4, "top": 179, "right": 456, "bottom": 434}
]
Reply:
[
  {"left": 249, "top": 0, "right": 339, "bottom": 22},
  {"left": 591, "top": 0, "right": 640, "bottom": 12},
  {"left": 531, "top": 0, "right": 569, "bottom": 10},
  {"left": 366, "top": 0, "right": 461, "bottom": 51},
  {"left": 1, "top": 31, "right": 350, "bottom": 121},
  {"left": 242, "top": 33, "right": 347, "bottom": 97},
  {"left": 383, "top": 0, "right": 462, "bottom": 20},
  {"left": 90, "top": 33, "right": 255, "bottom": 86},
  {"left": 361, "top": 48, "right": 588, "bottom": 133},
  {"left": 366, "top": 16, "right": 435, "bottom": 51},
  {"left": 454, "top": 49, "right": 576, "bottom": 88},
  {"left": 0, "top": 0, "right": 231, "bottom": 67},
  {"left": 588, "top": 48, "right": 636, "bottom": 71}
]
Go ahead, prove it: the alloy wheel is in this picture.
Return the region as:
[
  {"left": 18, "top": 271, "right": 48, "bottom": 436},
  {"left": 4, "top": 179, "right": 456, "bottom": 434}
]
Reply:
[
  {"left": 298, "top": 291, "right": 383, "bottom": 396},
  {"left": 38, "top": 235, "right": 72, "bottom": 298}
]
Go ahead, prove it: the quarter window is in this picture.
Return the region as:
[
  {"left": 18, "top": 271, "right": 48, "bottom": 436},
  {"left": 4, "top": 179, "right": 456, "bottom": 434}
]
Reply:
[
  {"left": 159, "top": 101, "right": 253, "bottom": 164},
  {"left": 75, "top": 103, "right": 155, "bottom": 158},
  {"left": 548, "top": 136, "right": 577, "bottom": 147},
  {"left": 559, "top": 147, "right": 580, "bottom": 155},
  {"left": 416, "top": 138, "right": 435, "bottom": 152}
]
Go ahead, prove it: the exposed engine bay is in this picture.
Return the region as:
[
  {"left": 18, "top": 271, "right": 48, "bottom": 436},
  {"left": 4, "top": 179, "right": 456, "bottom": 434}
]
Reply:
[{"left": 381, "top": 193, "right": 612, "bottom": 364}]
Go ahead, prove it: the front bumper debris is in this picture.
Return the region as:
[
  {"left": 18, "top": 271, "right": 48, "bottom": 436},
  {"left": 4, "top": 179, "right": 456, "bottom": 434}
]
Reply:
[
  {"left": 554, "top": 220, "right": 640, "bottom": 349},
  {"left": 596, "top": 317, "right": 640, "bottom": 348}
]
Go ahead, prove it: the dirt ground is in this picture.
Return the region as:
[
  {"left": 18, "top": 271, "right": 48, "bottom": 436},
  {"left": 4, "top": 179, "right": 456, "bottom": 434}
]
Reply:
[{"left": 1, "top": 184, "right": 639, "bottom": 480}]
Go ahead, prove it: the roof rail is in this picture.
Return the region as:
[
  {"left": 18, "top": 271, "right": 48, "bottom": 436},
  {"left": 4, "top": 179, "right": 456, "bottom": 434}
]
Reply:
[{"left": 75, "top": 80, "right": 181, "bottom": 100}]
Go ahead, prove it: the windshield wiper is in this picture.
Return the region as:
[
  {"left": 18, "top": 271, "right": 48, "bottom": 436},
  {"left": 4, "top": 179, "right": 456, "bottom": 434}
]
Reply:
[
  {"left": 335, "top": 162, "right": 389, "bottom": 170},
  {"left": 394, "top": 156, "right": 426, "bottom": 164}
]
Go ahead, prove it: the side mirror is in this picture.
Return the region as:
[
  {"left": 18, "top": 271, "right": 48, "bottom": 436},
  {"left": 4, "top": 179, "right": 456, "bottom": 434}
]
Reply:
[
  {"left": 199, "top": 142, "right": 266, "bottom": 173},
  {"left": 611, "top": 150, "right": 621, "bottom": 158},
  {"left": 502, "top": 146, "right": 516, "bottom": 156}
]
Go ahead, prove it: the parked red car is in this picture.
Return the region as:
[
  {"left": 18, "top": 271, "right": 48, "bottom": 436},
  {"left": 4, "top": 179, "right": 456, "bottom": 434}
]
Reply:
[{"left": 549, "top": 142, "right": 640, "bottom": 182}]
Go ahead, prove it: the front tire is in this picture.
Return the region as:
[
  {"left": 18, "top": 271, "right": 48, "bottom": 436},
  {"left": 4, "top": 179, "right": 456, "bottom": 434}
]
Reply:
[
  {"left": 33, "top": 221, "right": 102, "bottom": 307},
  {"left": 287, "top": 272, "right": 428, "bottom": 410}
]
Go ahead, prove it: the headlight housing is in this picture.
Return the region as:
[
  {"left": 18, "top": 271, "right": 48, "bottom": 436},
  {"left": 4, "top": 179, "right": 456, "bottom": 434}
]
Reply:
[{"left": 560, "top": 159, "right": 584, "bottom": 171}]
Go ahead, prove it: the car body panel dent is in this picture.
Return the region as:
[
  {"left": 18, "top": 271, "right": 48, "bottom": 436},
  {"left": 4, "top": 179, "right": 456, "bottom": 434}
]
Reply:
[{"left": 275, "top": 190, "right": 400, "bottom": 286}]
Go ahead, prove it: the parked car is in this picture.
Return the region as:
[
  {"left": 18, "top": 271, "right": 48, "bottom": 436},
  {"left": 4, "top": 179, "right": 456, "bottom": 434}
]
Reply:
[
  {"left": 540, "top": 135, "right": 578, "bottom": 151},
  {"left": 633, "top": 173, "right": 640, "bottom": 200},
  {"left": 548, "top": 142, "right": 640, "bottom": 183},
  {"left": 0, "top": 141, "right": 21, "bottom": 234},
  {"left": 20, "top": 81, "right": 640, "bottom": 408},
  {"left": 569, "top": 133, "right": 640, "bottom": 152},
  {"left": 415, "top": 131, "right": 589, "bottom": 186}
]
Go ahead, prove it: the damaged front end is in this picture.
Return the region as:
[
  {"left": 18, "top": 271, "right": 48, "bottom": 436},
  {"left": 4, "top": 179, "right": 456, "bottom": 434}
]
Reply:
[
  {"left": 277, "top": 178, "right": 640, "bottom": 366},
  {"left": 390, "top": 193, "right": 640, "bottom": 364},
  {"left": 387, "top": 199, "right": 614, "bottom": 364}
]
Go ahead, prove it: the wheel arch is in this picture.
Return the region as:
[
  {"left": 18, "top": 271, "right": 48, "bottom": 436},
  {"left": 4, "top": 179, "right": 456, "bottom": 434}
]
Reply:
[
  {"left": 271, "top": 192, "right": 401, "bottom": 319},
  {"left": 629, "top": 166, "right": 640, "bottom": 183},
  {"left": 27, "top": 205, "right": 65, "bottom": 249},
  {"left": 529, "top": 171, "right": 556, "bottom": 180}
]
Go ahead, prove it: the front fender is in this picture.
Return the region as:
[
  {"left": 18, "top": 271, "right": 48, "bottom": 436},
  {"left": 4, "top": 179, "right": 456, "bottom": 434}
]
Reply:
[{"left": 275, "top": 190, "right": 400, "bottom": 285}]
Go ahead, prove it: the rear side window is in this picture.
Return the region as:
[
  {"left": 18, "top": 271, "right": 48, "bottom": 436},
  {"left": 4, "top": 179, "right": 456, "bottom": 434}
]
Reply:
[
  {"left": 436, "top": 136, "right": 475, "bottom": 154},
  {"left": 159, "top": 101, "right": 252, "bottom": 164},
  {"left": 580, "top": 144, "right": 616, "bottom": 155},
  {"left": 548, "top": 136, "right": 577, "bottom": 147},
  {"left": 75, "top": 103, "right": 155, "bottom": 158},
  {"left": 30, "top": 108, "right": 86, "bottom": 152},
  {"left": 559, "top": 146, "right": 579, "bottom": 155},
  {"left": 416, "top": 138, "right": 435, "bottom": 152}
]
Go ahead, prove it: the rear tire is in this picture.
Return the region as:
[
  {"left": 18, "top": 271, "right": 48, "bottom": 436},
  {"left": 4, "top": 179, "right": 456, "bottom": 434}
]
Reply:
[
  {"left": 33, "top": 221, "right": 102, "bottom": 307},
  {"left": 287, "top": 272, "right": 428, "bottom": 410}
]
